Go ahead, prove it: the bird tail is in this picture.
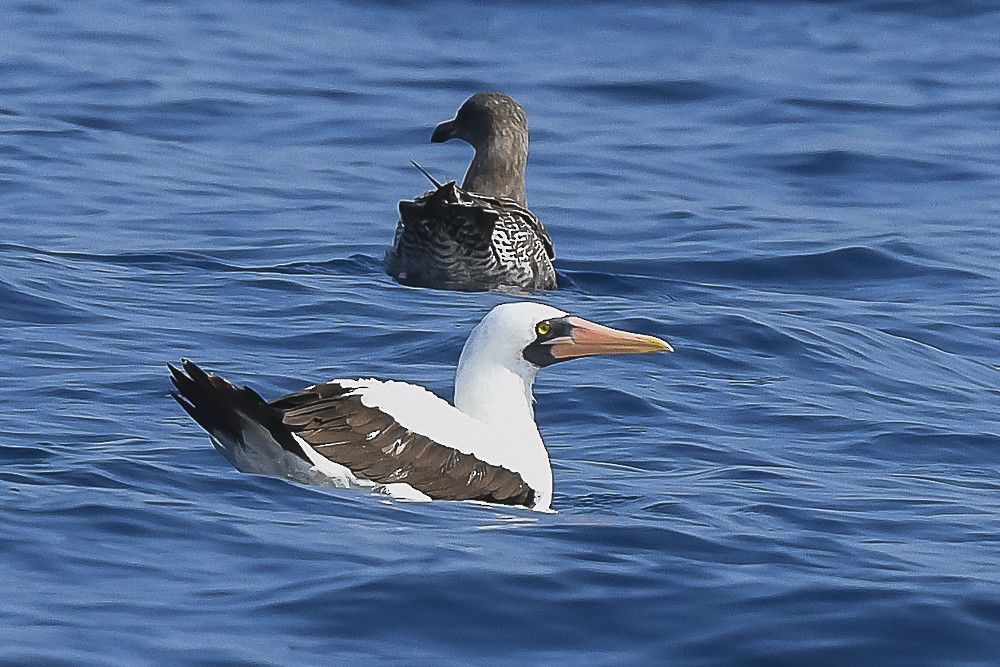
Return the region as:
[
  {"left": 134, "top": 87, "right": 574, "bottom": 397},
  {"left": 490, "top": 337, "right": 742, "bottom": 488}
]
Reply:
[{"left": 167, "top": 359, "right": 311, "bottom": 471}]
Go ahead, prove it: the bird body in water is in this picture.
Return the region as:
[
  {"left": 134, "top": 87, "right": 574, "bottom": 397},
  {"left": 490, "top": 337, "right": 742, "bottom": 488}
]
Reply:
[
  {"left": 168, "top": 302, "right": 672, "bottom": 511},
  {"left": 386, "top": 93, "right": 557, "bottom": 291}
]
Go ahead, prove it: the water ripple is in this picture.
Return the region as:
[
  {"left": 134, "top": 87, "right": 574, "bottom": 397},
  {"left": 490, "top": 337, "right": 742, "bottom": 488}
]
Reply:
[{"left": 2, "top": 0, "right": 1000, "bottom": 664}]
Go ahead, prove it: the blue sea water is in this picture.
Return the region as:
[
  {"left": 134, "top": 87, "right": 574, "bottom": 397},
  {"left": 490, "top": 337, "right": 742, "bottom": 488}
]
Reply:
[{"left": 3, "top": 0, "right": 1000, "bottom": 663}]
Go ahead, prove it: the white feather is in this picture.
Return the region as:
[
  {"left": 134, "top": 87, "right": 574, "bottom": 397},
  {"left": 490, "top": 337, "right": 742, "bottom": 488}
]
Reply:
[{"left": 190, "top": 302, "right": 581, "bottom": 512}]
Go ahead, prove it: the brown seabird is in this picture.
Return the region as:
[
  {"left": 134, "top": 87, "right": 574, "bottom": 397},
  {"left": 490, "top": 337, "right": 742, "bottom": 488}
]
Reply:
[
  {"left": 168, "top": 302, "right": 671, "bottom": 511},
  {"left": 386, "top": 93, "right": 557, "bottom": 291}
]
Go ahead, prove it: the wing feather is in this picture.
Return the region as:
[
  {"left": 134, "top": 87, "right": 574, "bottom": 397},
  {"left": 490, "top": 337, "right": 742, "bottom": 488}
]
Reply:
[
  {"left": 171, "top": 362, "right": 536, "bottom": 507},
  {"left": 271, "top": 380, "right": 536, "bottom": 506},
  {"left": 387, "top": 181, "right": 556, "bottom": 290}
]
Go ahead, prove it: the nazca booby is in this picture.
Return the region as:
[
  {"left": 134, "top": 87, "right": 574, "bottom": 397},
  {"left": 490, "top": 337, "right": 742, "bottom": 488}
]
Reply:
[
  {"left": 386, "top": 92, "right": 557, "bottom": 291},
  {"left": 168, "top": 302, "right": 671, "bottom": 511}
]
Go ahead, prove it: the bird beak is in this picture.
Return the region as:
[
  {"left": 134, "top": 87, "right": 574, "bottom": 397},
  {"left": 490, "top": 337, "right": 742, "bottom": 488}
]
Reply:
[
  {"left": 431, "top": 119, "right": 457, "bottom": 143},
  {"left": 548, "top": 316, "right": 673, "bottom": 359}
]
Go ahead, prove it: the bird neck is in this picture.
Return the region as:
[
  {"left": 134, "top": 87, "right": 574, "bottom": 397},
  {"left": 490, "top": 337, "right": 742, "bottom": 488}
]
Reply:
[
  {"left": 453, "top": 358, "right": 537, "bottom": 432},
  {"left": 462, "top": 137, "right": 528, "bottom": 206},
  {"left": 452, "top": 332, "right": 552, "bottom": 510}
]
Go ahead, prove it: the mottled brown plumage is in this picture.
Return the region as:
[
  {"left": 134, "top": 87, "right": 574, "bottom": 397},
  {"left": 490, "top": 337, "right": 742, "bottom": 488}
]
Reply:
[{"left": 387, "top": 93, "right": 556, "bottom": 291}]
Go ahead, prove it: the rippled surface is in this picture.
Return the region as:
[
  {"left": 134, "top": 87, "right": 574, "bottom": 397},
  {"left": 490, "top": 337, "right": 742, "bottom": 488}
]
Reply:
[{"left": 3, "top": 1, "right": 1000, "bottom": 664}]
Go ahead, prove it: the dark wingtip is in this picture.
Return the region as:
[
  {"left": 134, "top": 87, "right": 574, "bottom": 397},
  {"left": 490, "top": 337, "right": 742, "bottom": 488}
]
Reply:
[
  {"left": 180, "top": 358, "right": 212, "bottom": 384},
  {"left": 410, "top": 160, "right": 442, "bottom": 188},
  {"left": 167, "top": 361, "right": 187, "bottom": 390},
  {"left": 169, "top": 389, "right": 196, "bottom": 415}
]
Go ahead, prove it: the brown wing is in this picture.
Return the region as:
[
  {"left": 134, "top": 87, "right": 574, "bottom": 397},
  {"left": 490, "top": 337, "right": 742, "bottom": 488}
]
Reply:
[
  {"left": 271, "top": 382, "right": 536, "bottom": 507},
  {"left": 169, "top": 359, "right": 311, "bottom": 463},
  {"left": 388, "top": 182, "right": 556, "bottom": 290},
  {"left": 468, "top": 191, "right": 555, "bottom": 261}
]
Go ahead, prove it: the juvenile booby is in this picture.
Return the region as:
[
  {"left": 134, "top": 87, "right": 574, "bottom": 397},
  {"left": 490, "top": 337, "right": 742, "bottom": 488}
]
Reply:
[
  {"left": 386, "top": 93, "right": 557, "bottom": 291},
  {"left": 168, "top": 302, "right": 671, "bottom": 511}
]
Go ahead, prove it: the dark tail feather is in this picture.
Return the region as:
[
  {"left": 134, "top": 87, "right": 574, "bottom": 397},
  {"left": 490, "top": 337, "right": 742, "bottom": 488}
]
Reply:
[
  {"left": 410, "top": 160, "right": 443, "bottom": 189},
  {"left": 167, "top": 359, "right": 309, "bottom": 462},
  {"left": 168, "top": 359, "right": 247, "bottom": 441}
]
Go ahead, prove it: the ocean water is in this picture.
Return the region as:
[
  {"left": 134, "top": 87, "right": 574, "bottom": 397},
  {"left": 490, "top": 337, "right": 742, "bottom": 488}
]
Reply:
[{"left": 3, "top": 0, "right": 1000, "bottom": 664}]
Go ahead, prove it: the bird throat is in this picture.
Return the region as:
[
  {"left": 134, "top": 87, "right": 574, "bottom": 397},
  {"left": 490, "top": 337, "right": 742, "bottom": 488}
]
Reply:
[{"left": 454, "top": 362, "right": 537, "bottom": 430}]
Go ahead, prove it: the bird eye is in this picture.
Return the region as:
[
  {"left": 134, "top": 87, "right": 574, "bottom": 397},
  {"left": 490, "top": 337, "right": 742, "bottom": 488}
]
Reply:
[{"left": 536, "top": 322, "right": 551, "bottom": 336}]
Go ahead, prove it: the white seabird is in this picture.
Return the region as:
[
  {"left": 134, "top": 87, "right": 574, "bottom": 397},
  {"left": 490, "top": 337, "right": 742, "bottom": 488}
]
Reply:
[{"left": 168, "top": 302, "right": 671, "bottom": 511}]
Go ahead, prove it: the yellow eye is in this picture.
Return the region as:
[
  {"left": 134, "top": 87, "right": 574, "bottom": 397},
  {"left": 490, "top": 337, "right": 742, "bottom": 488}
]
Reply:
[{"left": 536, "top": 322, "right": 551, "bottom": 336}]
